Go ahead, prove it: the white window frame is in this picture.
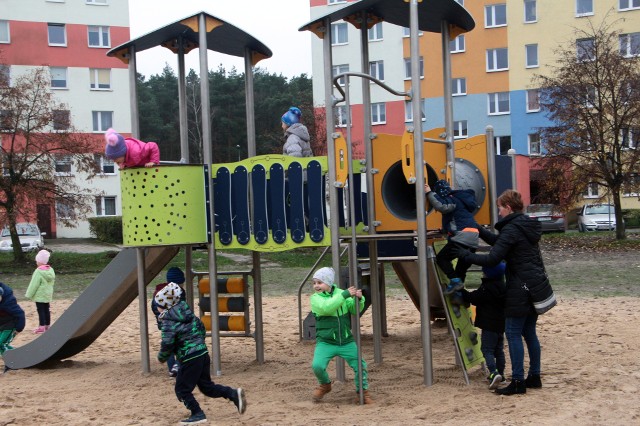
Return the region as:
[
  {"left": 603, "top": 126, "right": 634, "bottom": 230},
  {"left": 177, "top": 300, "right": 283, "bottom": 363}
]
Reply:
[
  {"left": 90, "top": 68, "right": 111, "bottom": 90},
  {"left": 621, "top": 127, "right": 639, "bottom": 149},
  {"left": 56, "top": 201, "right": 76, "bottom": 220},
  {"left": 96, "top": 196, "right": 117, "bottom": 216},
  {"left": 623, "top": 174, "right": 640, "bottom": 197},
  {"left": 403, "top": 57, "right": 424, "bottom": 80},
  {"left": 453, "top": 120, "right": 468, "bottom": 139},
  {"left": 92, "top": 111, "right": 113, "bottom": 132},
  {"left": 526, "top": 89, "right": 541, "bottom": 112},
  {"left": 50, "top": 66, "right": 68, "bottom": 89},
  {"left": 331, "top": 22, "right": 348, "bottom": 45},
  {"left": 335, "top": 105, "right": 351, "bottom": 127},
  {"left": 450, "top": 35, "right": 465, "bottom": 53},
  {"left": 368, "top": 22, "right": 383, "bottom": 41},
  {"left": 0, "top": 65, "right": 10, "bottom": 86},
  {"left": 371, "top": 103, "right": 386, "bottom": 125},
  {"left": 52, "top": 109, "right": 70, "bottom": 131},
  {"left": 577, "top": 38, "right": 595, "bottom": 61},
  {"left": 524, "top": 0, "right": 537, "bottom": 23},
  {"left": 95, "top": 154, "right": 116, "bottom": 174},
  {"left": 369, "top": 60, "right": 384, "bottom": 82},
  {"left": 47, "top": 23, "right": 67, "bottom": 46},
  {"left": 404, "top": 99, "right": 426, "bottom": 122},
  {"left": 619, "top": 0, "right": 640, "bottom": 11},
  {"left": 583, "top": 182, "right": 599, "bottom": 198},
  {"left": 328, "top": 0, "right": 347, "bottom": 4},
  {"left": 488, "top": 92, "right": 510, "bottom": 115},
  {"left": 88, "top": 25, "right": 110, "bottom": 48},
  {"left": 452, "top": 78, "right": 467, "bottom": 96},
  {"left": 576, "top": 0, "right": 594, "bottom": 16},
  {"left": 525, "top": 44, "right": 539, "bottom": 68},
  {"left": 402, "top": 27, "right": 423, "bottom": 37},
  {"left": 485, "top": 4, "right": 507, "bottom": 28},
  {"left": 0, "top": 20, "right": 10, "bottom": 44},
  {"left": 86, "top": 0, "right": 108, "bottom": 4},
  {"left": 332, "top": 64, "right": 349, "bottom": 87},
  {"left": 486, "top": 48, "right": 509, "bottom": 72},
  {"left": 54, "top": 155, "right": 72, "bottom": 175},
  {"left": 495, "top": 135, "right": 512, "bottom": 155},
  {"left": 620, "top": 33, "right": 640, "bottom": 57},
  {"left": 529, "top": 133, "right": 541, "bottom": 156},
  {"left": 585, "top": 86, "right": 597, "bottom": 108}
]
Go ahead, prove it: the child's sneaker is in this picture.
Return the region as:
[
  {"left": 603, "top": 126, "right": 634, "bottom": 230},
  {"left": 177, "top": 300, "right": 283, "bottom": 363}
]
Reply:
[
  {"left": 449, "top": 291, "right": 465, "bottom": 306},
  {"left": 180, "top": 411, "right": 206, "bottom": 424},
  {"left": 33, "top": 326, "right": 46, "bottom": 334},
  {"left": 443, "top": 278, "right": 463, "bottom": 295},
  {"left": 488, "top": 372, "right": 503, "bottom": 390},
  {"left": 231, "top": 388, "right": 246, "bottom": 414},
  {"left": 169, "top": 364, "right": 179, "bottom": 378}
]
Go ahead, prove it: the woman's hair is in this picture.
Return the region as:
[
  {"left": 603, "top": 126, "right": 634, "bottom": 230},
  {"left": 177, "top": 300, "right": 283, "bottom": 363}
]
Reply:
[{"left": 497, "top": 189, "right": 524, "bottom": 212}]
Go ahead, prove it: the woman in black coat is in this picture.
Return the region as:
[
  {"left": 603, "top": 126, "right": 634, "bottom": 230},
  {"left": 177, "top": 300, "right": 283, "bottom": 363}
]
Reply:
[{"left": 456, "top": 190, "right": 545, "bottom": 395}]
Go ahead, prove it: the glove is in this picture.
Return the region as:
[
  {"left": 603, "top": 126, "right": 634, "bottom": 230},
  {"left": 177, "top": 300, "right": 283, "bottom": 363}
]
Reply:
[{"left": 451, "top": 245, "right": 471, "bottom": 260}]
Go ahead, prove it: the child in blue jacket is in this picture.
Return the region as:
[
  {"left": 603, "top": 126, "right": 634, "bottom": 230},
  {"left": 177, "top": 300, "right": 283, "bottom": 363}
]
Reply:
[{"left": 0, "top": 282, "right": 26, "bottom": 356}]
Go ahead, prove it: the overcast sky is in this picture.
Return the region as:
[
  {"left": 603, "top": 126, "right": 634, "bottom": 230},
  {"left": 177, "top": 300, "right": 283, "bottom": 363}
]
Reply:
[{"left": 128, "top": 0, "right": 314, "bottom": 79}]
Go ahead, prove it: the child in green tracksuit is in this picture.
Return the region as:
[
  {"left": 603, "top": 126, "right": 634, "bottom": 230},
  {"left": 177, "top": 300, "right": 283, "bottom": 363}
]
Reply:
[{"left": 310, "top": 267, "right": 372, "bottom": 404}]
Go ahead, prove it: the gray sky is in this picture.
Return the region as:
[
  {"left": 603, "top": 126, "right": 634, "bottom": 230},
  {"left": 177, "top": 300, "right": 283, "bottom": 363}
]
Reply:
[{"left": 129, "top": 0, "right": 314, "bottom": 78}]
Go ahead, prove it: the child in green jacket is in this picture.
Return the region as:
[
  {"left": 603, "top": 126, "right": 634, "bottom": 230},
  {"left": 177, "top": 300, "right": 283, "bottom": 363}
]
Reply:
[
  {"left": 310, "top": 267, "right": 372, "bottom": 404},
  {"left": 25, "top": 250, "right": 55, "bottom": 334}
]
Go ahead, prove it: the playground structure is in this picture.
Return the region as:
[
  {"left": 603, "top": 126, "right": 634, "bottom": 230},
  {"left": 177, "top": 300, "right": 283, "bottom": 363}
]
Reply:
[{"left": 3, "top": 0, "right": 518, "bottom": 389}]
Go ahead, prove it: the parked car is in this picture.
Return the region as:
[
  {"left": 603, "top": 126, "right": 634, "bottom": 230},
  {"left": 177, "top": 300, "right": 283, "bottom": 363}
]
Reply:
[
  {"left": 525, "top": 204, "right": 566, "bottom": 232},
  {"left": 577, "top": 204, "right": 621, "bottom": 232},
  {"left": 0, "top": 223, "right": 46, "bottom": 252}
]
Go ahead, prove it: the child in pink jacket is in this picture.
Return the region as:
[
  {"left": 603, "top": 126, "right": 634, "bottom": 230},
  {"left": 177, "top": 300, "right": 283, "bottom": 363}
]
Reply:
[{"left": 104, "top": 128, "right": 160, "bottom": 168}]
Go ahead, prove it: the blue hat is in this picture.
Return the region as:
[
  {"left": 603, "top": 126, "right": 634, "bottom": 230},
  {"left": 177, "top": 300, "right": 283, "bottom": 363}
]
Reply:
[
  {"left": 104, "top": 128, "right": 127, "bottom": 160},
  {"left": 434, "top": 179, "right": 452, "bottom": 198},
  {"left": 166, "top": 267, "right": 185, "bottom": 285},
  {"left": 482, "top": 262, "right": 506, "bottom": 279},
  {"left": 281, "top": 107, "right": 302, "bottom": 127}
]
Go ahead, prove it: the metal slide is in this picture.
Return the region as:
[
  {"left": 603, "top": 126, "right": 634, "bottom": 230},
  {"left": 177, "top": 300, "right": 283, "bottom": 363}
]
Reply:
[
  {"left": 391, "top": 259, "right": 446, "bottom": 320},
  {"left": 3, "top": 246, "right": 179, "bottom": 369}
]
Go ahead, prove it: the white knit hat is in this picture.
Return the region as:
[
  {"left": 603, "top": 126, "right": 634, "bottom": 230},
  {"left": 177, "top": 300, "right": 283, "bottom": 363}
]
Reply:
[
  {"left": 154, "top": 282, "right": 183, "bottom": 309},
  {"left": 35, "top": 249, "right": 50, "bottom": 265},
  {"left": 313, "top": 267, "right": 335, "bottom": 286}
]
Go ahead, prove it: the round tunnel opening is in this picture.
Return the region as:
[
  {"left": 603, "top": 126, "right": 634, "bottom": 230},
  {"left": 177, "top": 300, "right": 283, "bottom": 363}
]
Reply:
[{"left": 381, "top": 161, "right": 439, "bottom": 221}]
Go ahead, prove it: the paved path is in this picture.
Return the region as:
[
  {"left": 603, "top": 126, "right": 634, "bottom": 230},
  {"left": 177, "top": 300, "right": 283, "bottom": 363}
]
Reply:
[{"left": 45, "top": 239, "right": 122, "bottom": 254}]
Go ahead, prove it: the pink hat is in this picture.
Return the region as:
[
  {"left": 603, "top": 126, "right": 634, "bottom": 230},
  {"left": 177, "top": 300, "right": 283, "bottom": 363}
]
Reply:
[
  {"left": 104, "top": 128, "right": 127, "bottom": 159},
  {"left": 35, "top": 249, "right": 50, "bottom": 264}
]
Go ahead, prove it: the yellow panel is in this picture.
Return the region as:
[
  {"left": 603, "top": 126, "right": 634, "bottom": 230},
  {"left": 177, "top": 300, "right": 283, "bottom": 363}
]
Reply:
[
  {"left": 454, "top": 134, "right": 490, "bottom": 226},
  {"left": 334, "top": 133, "right": 348, "bottom": 187}
]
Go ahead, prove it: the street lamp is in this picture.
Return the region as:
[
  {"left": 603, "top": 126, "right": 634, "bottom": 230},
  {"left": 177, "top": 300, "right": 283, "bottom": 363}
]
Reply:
[
  {"left": 236, "top": 144, "right": 241, "bottom": 161},
  {"left": 508, "top": 148, "right": 517, "bottom": 190}
]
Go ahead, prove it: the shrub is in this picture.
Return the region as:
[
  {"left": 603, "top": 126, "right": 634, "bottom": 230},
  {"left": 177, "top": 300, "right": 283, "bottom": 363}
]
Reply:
[
  {"left": 622, "top": 209, "right": 640, "bottom": 227},
  {"left": 88, "top": 216, "right": 123, "bottom": 244}
]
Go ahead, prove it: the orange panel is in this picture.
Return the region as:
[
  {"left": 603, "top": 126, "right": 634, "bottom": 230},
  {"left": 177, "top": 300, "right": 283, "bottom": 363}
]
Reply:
[{"left": 454, "top": 134, "right": 490, "bottom": 226}]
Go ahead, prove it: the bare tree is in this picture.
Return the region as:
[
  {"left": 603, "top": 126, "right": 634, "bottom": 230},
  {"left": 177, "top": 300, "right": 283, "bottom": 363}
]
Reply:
[
  {"left": 0, "top": 67, "right": 99, "bottom": 261},
  {"left": 534, "top": 17, "right": 640, "bottom": 239}
]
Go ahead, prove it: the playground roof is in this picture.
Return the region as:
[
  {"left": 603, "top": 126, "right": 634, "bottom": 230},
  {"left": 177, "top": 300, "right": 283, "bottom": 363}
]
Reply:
[
  {"left": 107, "top": 11, "right": 273, "bottom": 66},
  {"left": 300, "top": 0, "right": 475, "bottom": 38}
]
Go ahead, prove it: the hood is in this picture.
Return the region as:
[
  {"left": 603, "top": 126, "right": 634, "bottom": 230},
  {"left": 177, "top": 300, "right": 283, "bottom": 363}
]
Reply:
[
  {"left": 497, "top": 213, "right": 542, "bottom": 245},
  {"left": 451, "top": 189, "right": 478, "bottom": 213},
  {"left": 286, "top": 123, "right": 310, "bottom": 142},
  {"left": 0, "top": 282, "right": 14, "bottom": 307},
  {"left": 159, "top": 300, "right": 194, "bottom": 324},
  {"left": 37, "top": 267, "right": 56, "bottom": 283}
]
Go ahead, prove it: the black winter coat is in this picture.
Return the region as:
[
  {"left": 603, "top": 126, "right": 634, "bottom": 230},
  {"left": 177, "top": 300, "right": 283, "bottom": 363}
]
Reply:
[
  {"left": 461, "top": 212, "right": 544, "bottom": 317},
  {"left": 461, "top": 276, "right": 506, "bottom": 333}
]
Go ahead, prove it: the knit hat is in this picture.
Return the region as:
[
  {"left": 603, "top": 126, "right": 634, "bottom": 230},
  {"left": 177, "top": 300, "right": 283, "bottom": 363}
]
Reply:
[
  {"left": 166, "top": 267, "right": 185, "bottom": 285},
  {"left": 154, "top": 282, "right": 183, "bottom": 309},
  {"left": 482, "top": 262, "right": 506, "bottom": 279},
  {"left": 281, "top": 107, "right": 302, "bottom": 127},
  {"left": 35, "top": 249, "right": 50, "bottom": 265},
  {"left": 104, "top": 128, "right": 127, "bottom": 160},
  {"left": 434, "top": 179, "right": 452, "bottom": 198},
  {"left": 313, "top": 267, "right": 335, "bottom": 286}
]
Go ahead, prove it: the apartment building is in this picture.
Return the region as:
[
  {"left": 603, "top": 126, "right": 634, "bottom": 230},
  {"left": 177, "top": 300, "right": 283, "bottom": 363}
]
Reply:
[
  {"left": 309, "top": 0, "right": 640, "bottom": 208},
  {"left": 1, "top": 0, "right": 131, "bottom": 237}
]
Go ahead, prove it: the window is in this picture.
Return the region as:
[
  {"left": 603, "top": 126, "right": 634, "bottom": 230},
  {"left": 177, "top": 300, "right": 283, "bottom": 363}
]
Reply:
[
  {"left": 577, "top": 38, "right": 595, "bottom": 61},
  {"left": 487, "top": 48, "right": 509, "bottom": 72},
  {"left": 52, "top": 110, "right": 70, "bottom": 130},
  {"left": 332, "top": 64, "right": 349, "bottom": 86},
  {"left": 585, "top": 86, "right": 597, "bottom": 108},
  {"left": 368, "top": 23, "right": 383, "bottom": 41},
  {"left": 335, "top": 105, "right": 351, "bottom": 127},
  {"left": 453, "top": 120, "right": 468, "bottom": 139},
  {"left": 525, "top": 44, "right": 539, "bottom": 68},
  {"left": 620, "top": 33, "right": 640, "bottom": 57},
  {"left": 55, "top": 155, "right": 72, "bottom": 174},
  {"left": 50, "top": 67, "right": 67, "bottom": 89},
  {"left": 583, "top": 182, "right": 599, "bottom": 198},
  {"left": 90, "top": 68, "right": 111, "bottom": 90},
  {"left": 485, "top": 4, "right": 507, "bottom": 28},
  {"left": 452, "top": 78, "right": 467, "bottom": 96},
  {"left": 488, "top": 92, "right": 510, "bottom": 115},
  {"left": 88, "top": 25, "right": 110, "bottom": 48},
  {"left": 526, "top": 89, "right": 540, "bottom": 112},
  {"left": 623, "top": 174, "right": 640, "bottom": 196},
  {"left": 56, "top": 201, "right": 76, "bottom": 220},
  {"left": 576, "top": 0, "right": 593, "bottom": 16},
  {"left": 86, "top": 0, "right": 108, "bottom": 4},
  {"left": 404, "top": 99, "right": 426, "bottom": 122},
  {"left": 402, "top": 27, "right": 423, "bottom": 37},
  {"left": 494, "top": 135, "right": 512, "bottom": 155},
  {"left": 328, "top": 0, "right": 347, "bottom": 4},
  {"left": 0, "top": 65, "right": 9, "bottom": 86},
  {"left": 331, "top": 23, "right": 348, "bottom": 45},
  {"left": 529, "top": 133, "right": 541, "bottom": 155},
  {"left": 524, "top": 0, "right": 537, "bottom": 23},
  {"left": 92, "top": 111, "right": 113, "bottom": 132},
  {"left": 369, "top": 60, "right": 384, "bottom": 81},
  {"left": 0, "top": 110, "right": 13, "bottom": 130},
  {"left": 0, "top": 20, "right": 10, "bottom": 43},
  {"left": 621, "top": 127, "right": 639, "bottom": 149},
  {"left": 450, "top": 35, "right": 465, "bottom": 53},
  {"left": 96, "top": 196, "right": 116, "bottom": 216},
  {"left": 47, "top": 23, "right": 66, "bottom": 46},
  {"left": 403, "top": 57, "right": 424, "bottom": 79},
  {"left": 619, "top": 0, "right": 640, "bottom": 10},
  {"left": 371, "top": 103, "right": 386, "bottom": 125},
  {"left": 94, "top": 154, "right": 116, "bottom": 174}
]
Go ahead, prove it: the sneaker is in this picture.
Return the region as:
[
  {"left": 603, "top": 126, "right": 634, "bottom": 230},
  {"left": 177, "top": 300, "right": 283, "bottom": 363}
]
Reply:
[
  {"left": 180, "top": 411, "right": 206, "bottom": 424},
  {"left": 449, "top": 291, "right": 465, "bottom": 306},
  {"left": 232, "top": 388, "right": 246, "bottom": 414},
  {"left": 488, "top": 372, "right": 503, "bottom": 390},
  {"left": 525, "top": 374, "right": 542, "bottom": 389},
  {"left": 444, "top": 278, "right": 464, "bottom": 295},
  {"left": 169, "top": 365, "right": 179, "bottom": 378},
  {"left": 33, "top": 326, "right": 46, "bottom": 334}
]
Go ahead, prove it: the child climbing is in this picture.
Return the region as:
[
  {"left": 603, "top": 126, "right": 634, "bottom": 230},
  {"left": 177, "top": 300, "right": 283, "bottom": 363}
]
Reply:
[
  {"left": 25, "top": 250, "right": 55, "bottom": 334},
  {"left": 0, "top": 282, "right": 25, "bottom": 355},
  {"left": 104, "top": 128, "right": 160, "bottom": 169}
]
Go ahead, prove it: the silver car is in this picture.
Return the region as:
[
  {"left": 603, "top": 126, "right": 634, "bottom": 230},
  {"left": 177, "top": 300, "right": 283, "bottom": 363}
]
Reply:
[
  {"left": 577, "top": 204, "right": 620, "bottom": 232},
  {"left": 0, "top": 223, "right": 45, "bottom": 252},
  {"left": 525, "top": 204, "right": 566, "bottom": 232}
]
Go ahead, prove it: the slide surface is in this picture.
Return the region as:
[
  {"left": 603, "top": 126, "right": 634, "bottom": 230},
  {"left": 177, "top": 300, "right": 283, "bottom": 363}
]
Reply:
[
  {"left": 392, "top": 260, "right": 445, "bottom": 318},
  {"left": 3, "top": 246, "right": 178, "bottom": 369}
]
